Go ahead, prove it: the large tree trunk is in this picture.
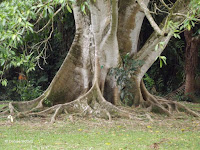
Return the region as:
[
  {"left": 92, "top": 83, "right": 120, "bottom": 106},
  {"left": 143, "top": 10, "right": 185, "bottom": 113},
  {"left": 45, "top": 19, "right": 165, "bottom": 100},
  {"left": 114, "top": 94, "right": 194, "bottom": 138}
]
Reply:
[{"left": 1, "top": 0, "right": 199, "bottom": 122}]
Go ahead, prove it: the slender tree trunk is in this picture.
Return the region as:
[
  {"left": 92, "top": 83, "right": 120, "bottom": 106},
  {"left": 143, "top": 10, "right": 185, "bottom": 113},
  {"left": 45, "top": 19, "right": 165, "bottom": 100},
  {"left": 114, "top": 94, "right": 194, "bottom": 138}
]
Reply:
[{"left": 184, "top": 30, "right": 200, "bottom": 102}]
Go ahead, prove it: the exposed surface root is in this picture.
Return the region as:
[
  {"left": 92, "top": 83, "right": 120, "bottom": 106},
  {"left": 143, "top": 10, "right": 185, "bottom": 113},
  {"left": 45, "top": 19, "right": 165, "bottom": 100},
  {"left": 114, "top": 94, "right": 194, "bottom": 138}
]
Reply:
[
  {"left": 1, "top": 81, "right": 199, "bottom": 123},
  {"left": 140, "top": 81, "right": 200, "bottom": 117},
  {"left": 0, "top": 83, "right": 139, "bottom": 123}
]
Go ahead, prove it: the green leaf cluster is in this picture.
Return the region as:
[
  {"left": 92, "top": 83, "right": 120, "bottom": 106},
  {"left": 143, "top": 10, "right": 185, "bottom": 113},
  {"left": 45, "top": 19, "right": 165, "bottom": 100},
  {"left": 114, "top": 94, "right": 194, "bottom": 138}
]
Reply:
[
  {"left": 110, "top": 53, "right": 143, "bottom": 106},
  {"left": 0, "top": 0, "right": 38, "bottom": 85},
  {"left": 0, "top": 0, "right": 75, "bottom": 86}
]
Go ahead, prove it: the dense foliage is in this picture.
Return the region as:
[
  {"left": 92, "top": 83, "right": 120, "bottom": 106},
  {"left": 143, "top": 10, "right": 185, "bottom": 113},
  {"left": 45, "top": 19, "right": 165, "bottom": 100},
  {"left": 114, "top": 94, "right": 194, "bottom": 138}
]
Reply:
[{"left": 0, "top": 0, "right": 75, "bottom": 100}]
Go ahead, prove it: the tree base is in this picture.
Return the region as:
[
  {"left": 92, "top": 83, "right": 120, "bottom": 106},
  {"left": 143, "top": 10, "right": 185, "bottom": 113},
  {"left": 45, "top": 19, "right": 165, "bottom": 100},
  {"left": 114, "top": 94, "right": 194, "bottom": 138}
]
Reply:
[
  {"left": 1, "top": 90, "right": 199, "bottom": 124},
  {"left": 1, "top": 83, "right": 141, "bottom": 123},
  {"left": 1, "top": 81, "right": 200, "bottom": 123}
]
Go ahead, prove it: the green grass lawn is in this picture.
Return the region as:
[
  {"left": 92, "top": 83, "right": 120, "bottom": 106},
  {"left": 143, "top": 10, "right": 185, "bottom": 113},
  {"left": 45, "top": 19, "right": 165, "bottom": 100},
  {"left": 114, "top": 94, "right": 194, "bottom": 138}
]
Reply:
[{"left": 0, "top": 102, "right": 200, "bottom": 150}]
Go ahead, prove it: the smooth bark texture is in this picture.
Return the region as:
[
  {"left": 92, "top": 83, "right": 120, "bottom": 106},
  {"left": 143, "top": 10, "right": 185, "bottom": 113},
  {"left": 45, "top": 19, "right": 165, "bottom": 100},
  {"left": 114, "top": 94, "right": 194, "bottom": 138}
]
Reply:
[
  {"left": 1, "top": 0, "right": 199, "bottom": 122},
  {"left": 118, "top": 0, "right": 149, "bottom": 55}
]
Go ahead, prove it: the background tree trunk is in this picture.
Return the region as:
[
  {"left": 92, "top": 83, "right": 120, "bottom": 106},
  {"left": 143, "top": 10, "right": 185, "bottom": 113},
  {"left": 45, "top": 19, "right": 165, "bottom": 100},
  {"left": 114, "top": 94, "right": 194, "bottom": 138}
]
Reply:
[{"left": 184, "top": 30, "right": 199, "bottom": 102}]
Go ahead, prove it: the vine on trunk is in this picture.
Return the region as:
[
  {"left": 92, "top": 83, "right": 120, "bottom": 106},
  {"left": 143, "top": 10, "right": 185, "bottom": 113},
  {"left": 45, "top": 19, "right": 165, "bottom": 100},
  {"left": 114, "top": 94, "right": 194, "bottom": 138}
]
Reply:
[{"left": 109, "top": 53, "right": 143, "bottom": 106}]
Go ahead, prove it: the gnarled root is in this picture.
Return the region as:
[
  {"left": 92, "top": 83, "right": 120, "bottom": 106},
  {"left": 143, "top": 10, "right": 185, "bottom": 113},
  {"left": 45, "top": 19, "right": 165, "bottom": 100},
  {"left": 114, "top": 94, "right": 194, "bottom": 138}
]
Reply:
[
  {"left": 1, "top": 80, "right": 199, "bottom": 123},
  {"left": 0, "top": 82, "right": 137, "bottom": 123},
  {"left": 141, "top": 81, "right": 200, "bottom": 117}
]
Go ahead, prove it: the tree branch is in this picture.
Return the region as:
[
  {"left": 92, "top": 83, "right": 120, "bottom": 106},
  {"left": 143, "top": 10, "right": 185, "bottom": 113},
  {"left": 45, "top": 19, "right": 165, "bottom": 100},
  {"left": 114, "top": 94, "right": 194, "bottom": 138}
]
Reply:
[
  {"left": 35, "top": 6, "right": 62, "bottom": 33},
  {"left": 160, "top": 0, "right": 172, "bottom": 11},
  {"left": 137, "top": 0, "right": 164, "bottom": 36},
  {"left": 172, "top": 13, "right": 200, "bottom": 22},
  {"left": 110, "top": 0, "right": 118, "bottom": 34}
]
